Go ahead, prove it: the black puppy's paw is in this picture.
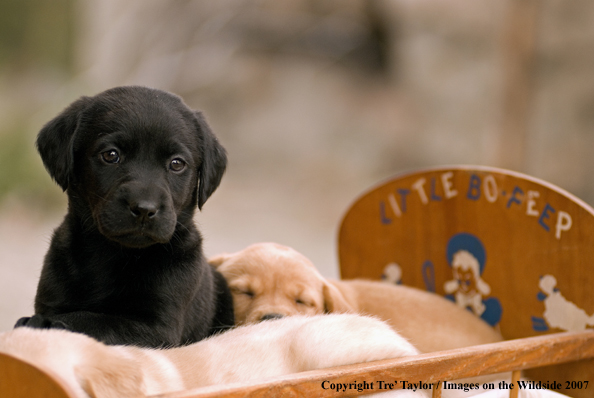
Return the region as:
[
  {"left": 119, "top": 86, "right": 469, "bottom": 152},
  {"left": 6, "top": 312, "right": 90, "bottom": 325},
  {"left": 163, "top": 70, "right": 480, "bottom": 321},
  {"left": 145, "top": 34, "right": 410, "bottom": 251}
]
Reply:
[
  {"left": 14, "top": 314, "right": 68, "bottom": 330},
  {"left": 14, "top": 317, "right": 31, "bottom": 327}
]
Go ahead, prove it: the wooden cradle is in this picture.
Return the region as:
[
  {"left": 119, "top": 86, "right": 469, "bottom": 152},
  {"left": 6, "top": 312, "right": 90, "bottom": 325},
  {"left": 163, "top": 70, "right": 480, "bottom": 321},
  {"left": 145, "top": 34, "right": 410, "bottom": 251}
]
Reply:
[{"left": 1, "top": 166, "right": 593, "bottom": 398}]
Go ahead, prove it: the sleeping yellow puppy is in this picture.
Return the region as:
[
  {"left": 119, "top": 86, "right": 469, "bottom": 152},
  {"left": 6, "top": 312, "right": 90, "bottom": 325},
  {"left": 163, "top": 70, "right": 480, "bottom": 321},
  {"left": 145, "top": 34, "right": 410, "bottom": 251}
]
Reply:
[
  {"left": 210, "top": 242, "right": 503, "bottom": 353},
  {"left": 1, "top": 314, "right": 424, "bottom": 398}
]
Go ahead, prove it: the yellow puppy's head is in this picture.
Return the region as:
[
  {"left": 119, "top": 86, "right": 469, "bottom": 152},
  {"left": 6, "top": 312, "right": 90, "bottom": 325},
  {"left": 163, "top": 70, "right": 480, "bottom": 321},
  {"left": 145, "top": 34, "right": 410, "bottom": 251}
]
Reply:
[{"left": 210, "top": 243, "right": 352, "bottom": 325}]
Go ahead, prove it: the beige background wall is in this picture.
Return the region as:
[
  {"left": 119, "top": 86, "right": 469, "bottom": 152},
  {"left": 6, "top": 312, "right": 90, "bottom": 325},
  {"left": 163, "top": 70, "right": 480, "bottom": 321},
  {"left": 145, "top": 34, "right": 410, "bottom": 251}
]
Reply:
[{"left": 1, "top": 0, "right": 593, "bottom": 331}]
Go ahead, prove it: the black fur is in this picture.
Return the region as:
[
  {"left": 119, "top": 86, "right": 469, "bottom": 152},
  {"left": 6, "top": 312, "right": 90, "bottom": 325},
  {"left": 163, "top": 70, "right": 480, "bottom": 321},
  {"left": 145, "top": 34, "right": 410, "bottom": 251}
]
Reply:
[{"left": 15, "top": 86, "right": 234, "bottom": 347}]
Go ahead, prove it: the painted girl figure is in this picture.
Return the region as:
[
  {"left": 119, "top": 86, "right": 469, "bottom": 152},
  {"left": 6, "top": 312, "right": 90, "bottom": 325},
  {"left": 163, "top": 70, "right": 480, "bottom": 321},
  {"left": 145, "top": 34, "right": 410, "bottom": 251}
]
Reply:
[{"left": 444, "top": 233, "right": 502, "bottom": 326}]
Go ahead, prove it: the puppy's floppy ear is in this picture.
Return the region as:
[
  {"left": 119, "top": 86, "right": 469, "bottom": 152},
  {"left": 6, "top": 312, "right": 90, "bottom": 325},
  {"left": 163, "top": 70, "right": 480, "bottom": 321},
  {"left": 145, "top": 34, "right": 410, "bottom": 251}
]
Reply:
[
  {"left": 36, "top": 97, "right": 90, "bottom": 191},
  {"left": 208, "top": 253, "right": 230, "bottom": 268},
  {"left": 323, "top": 282, "right": 355, "bottom": 313},
  {"left": 194, "top": 111, "right": 227, "bottom": 209}
]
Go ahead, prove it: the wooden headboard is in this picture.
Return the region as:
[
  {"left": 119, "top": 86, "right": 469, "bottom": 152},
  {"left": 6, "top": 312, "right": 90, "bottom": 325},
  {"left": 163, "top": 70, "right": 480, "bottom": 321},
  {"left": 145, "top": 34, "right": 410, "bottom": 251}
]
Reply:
[{"left": 338, "top": 165, "right": 594, "bottom": 396}]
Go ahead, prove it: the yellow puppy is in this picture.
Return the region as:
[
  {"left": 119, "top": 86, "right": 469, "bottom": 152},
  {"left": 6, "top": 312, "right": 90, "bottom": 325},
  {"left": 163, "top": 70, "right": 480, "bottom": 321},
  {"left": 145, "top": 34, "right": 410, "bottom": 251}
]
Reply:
[
  {"left": 1, "top": 314, "right": 423, "bottom": 398},
  {"left": 210, "top": 242, "right": 503, "bottom": 353}
]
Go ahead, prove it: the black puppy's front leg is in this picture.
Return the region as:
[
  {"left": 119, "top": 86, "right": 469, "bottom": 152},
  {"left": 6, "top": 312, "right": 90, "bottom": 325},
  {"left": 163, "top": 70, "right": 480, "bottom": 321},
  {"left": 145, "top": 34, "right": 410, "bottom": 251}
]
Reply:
[
  {"left": 15, "top": 311, "right": 178, "bottom": 347},
  {"left": 15, "top": 315, "right": 68, "bottom": 329},
  {"left": 14, "top": 317, "right": 31, "bottom": 327}
]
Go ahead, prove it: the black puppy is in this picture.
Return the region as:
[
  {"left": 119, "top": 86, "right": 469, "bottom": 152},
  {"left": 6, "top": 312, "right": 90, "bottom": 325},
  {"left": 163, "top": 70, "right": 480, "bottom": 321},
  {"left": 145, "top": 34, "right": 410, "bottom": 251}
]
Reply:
[{"left": 16, "top": 86, "right": 234, "bottom": 347}]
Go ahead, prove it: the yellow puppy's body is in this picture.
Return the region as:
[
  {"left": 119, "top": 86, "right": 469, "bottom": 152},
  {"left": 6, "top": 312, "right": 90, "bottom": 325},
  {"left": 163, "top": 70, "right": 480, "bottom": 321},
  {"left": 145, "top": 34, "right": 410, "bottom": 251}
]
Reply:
[
  {"left": 211, "top": 242, "right": 503, "bottom": 353},
  {"left": 0, "top": 314, "right": 421, "bottom": 398},
  {"left": 329, "top": 280, "right": 502, "bottom": 352}
]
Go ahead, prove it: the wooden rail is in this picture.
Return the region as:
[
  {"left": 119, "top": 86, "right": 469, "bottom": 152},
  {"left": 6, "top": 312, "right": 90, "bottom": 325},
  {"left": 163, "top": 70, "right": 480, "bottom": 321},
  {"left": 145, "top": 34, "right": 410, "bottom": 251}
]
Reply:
[
  {"left": 1, "top": 330, "right": 592, "bottom": 398},
  {"left": 150, "top": 330, "right": 594, "bottom": 398}
]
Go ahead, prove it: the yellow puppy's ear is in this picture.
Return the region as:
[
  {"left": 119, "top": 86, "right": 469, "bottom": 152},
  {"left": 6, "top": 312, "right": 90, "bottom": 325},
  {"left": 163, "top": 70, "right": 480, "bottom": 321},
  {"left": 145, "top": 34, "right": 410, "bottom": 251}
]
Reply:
[
  {"left": 208, "top": 253, "right": 230, "bottom": 268},
  {"left": 76, "top": 349, "right": 144, "bottom": 398},
  {"left": 323, "top": 282, "right": 355, "bottom": 313}
]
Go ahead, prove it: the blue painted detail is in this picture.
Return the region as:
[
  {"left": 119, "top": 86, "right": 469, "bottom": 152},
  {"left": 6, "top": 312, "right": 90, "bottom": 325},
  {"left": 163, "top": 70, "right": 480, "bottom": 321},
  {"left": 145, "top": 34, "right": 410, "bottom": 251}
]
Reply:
[
  {"left": 430, "top": 178, "right": 442, "bottom": 201},
  {"left": 379, "top": 201, "right": 392, "bottom": 224},
  {"left": 445, "top": 232, "right": 502, "bottom": 327},
  {"left": 467, "top": 174, "right": 481, "bottom": 200},
  {"left": 538, "top": 203, "right": 556, "bottom": 232},
  {"left": 446, "top": 294, "right": 490, "bottom": 318},
  {"left": 481, "top": 297, "right": 502, "bottom": 326},
  {"left": 422, "top": 261, "right": 436, "bottom": 292},
  {"left": 397, "top": 189, "right": 410, "bottom": 213},
  {"left": 446, "top": 233, "right": 486, "bottom": 274},
  {"left": 536, "top": 291, "right": 547, "bottom": 301},
  {"left": 506, "top": 186, "right": 524, "bottom": 208},
  {"left": 532, "top": 316, "right": 549, "bottom": 332}
]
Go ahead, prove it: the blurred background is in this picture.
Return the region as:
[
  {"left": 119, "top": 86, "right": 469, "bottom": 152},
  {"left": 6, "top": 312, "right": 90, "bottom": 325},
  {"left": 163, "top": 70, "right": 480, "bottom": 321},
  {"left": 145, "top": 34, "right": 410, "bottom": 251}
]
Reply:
[{"left": 1, "top": 0, "right": 593, "bottom": 331}]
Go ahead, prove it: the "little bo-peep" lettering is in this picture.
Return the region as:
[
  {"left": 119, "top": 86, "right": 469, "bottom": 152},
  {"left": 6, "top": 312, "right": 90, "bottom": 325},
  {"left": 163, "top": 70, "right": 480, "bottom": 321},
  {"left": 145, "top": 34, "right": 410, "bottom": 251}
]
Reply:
[{"left": 380, "top": 171, "right": 572, "bottom": 240}]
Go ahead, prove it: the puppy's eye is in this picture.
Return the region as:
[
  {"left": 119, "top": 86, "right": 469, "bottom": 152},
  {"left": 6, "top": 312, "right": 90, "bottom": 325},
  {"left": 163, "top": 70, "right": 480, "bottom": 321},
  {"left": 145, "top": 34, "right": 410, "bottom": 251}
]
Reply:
[
  {"left": 295, "top": 298, "right": 309, "bottom": 306},
  {"left": 101, "top": 150, "right": 120, "bottom": 164},
  {"left": 232, "top": 287, "right": 254, "bottom": 298},
  {"left": 170, "top": 158, "right": 186, "bottom": 172}
]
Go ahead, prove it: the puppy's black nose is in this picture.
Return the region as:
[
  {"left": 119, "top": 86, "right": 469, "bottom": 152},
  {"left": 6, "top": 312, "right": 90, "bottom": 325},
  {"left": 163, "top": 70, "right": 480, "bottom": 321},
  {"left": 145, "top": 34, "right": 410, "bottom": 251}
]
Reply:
[
  {"left": 130, "top": 201, "right": 158, "bottom": 220},
  {"left": 260, "top": 313, "right": 285, "bottom": 321}
]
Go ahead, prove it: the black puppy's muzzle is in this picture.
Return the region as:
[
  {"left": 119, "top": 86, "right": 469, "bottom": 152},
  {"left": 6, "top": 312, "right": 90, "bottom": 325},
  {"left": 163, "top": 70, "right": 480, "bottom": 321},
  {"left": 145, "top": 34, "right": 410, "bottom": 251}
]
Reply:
[
  {"left": 129, "top": 199, "right": 159, "bottom": 222},
  {"left": 96, "top": 181, "right": 177, "bottom": 248}
]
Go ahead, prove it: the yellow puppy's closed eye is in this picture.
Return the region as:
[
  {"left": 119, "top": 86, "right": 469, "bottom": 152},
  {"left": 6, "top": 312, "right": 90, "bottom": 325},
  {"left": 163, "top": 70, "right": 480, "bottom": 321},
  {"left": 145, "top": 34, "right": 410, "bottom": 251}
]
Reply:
[
  {"left": 232, "top": 288, "right": 255, "bottom": 298},
  {"left": 230, "top": 282, "right": 256, "bottom": 298},
  {"left": 295, "top": 298, "right": 313, "bottom": 307}
]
